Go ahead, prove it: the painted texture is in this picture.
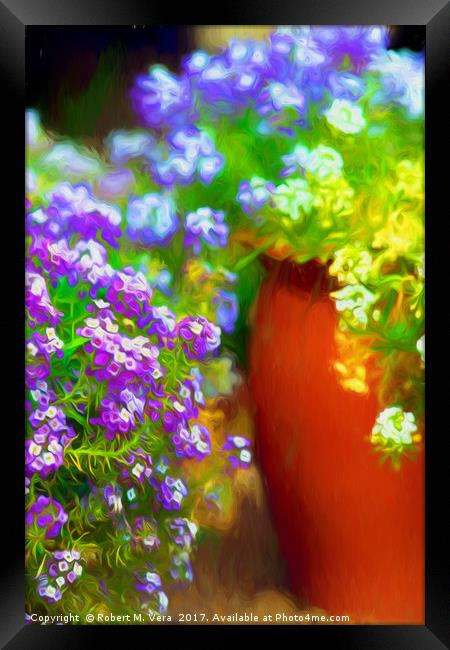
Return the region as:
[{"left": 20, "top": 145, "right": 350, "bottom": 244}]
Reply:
[{"left": 250, "top": 260, "right": 424, "bottom": 623}]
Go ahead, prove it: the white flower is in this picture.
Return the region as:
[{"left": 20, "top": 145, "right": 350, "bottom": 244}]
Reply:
[
  {"left": 330, "top": 284, "right": 377, "bottom": 326},
  {"left": 307, "top": 145, "right": 344, "bottom": 178},
  {"left": 329, "top": 245, "right": 373, "bottom": 285},
  {"left": 274, "top": 178, "right": 314, "bottom": 221},
  {"left": 371, "top": 406, "right": 417, "bottom": 446},
  {"left": 325, "top": 99, "right": 366, "bottom": 134},
  {"left": 282, "top": 144, "right": 343, "bottom": 179}
]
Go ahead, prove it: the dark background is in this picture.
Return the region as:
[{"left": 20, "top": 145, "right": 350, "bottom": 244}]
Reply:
[{"left": 26, "top": 25, "right": 425, "bottom": 143}]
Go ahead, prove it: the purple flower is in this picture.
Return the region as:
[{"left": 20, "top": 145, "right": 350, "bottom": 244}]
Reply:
[
  {"left": 27, "top": 182, "right": 122, "bottom": 248},
  {"left": 37, "top": 550, "right": 83, "bottom": 603},
  {"left": 91, "top": 394, "right": 142, "bottom": 439},
  {"left": 135, "top": 569, "right": 169, "bottom": 613},
  {"left": 26, "top": 495, "right": 68, "bottom": 539},
  {"left": 168, "top": 517, "right": 198, "bottom": 549},
  {"left": 237, "top": 177, "right": 276, "bottom": 214},
  {"left": 182, "top": 50, "right": 210, "bottom": 76},
  {"left": 26, "top": 434, "right": 64, "bottom": 478},
  {"left": 172, "top": 422, "right": 211, "bottom": 460},
  {"left": 140, "top": 305, "right": 176, "bottom": 343},
  {"left": 25, "top": 272, "right": 63, "bottom": 328},
  {"left": 131, "top": 66, "right": 194, "bottom": 129},
  {"left": 184, "top": 207, "right": 228, "bottom": 252},
  {"left": 27, "top": 328, "right": 64, "bottom": 361},
  {"left": 187, "top": 40, "right": 272, "bottom": 114},
  {"left": 116, "top": 448, "right": 153, "bottom": 485},
  {"left": 185, "top": 367, "right": 205, "bottom": 406},
  {"left": 312, "top": 26, "right": 388, "bottom": 70},
  {"left": 152, "top": 474, "right": 188, "bottom": 511},
  {"left": 222, "top": 435, "right": 252, "bottom": 469},
  {"left": 326, "top": 70, "right": 366, "bottom": 101},
  {"left": 162, "top": 409, "right": 179, "bottom": 433},
  {"left": 175, "top": 315, "right": 221, "bottom": 360},
  {"left": 28, "top": 402, "right": 76, "bottom": 451},
  {"left": 26, "top": 327, "right": 65, "bottom": 392},
  {"left": 106, "top": 269, "right": 153, "bottom": 319},
  {"left": 103, "top": 483, "right": 123, "bottom": 514},
  {"left": 264, "top": 81, "right": 306, "bottom": 114}
]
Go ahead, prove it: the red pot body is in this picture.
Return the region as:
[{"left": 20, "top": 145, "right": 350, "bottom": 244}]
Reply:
[{"left": 249, "top": 260, "right": 424, "bottom": 623}]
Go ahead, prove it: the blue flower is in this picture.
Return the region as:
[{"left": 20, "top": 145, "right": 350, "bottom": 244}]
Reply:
[
  {"left": 369, "top": 49, "right": 424, "bottom": 118},
  {"left": 105, "top": 130, "right": 155, "bottom": 165},
  {"left": 213, "top": 290, "right": 239, "bottom": 334},
  {"left": 184, "top": 207, "right": 228, "bottom": 252},
  {"left": 127, "top": 193, "right": 178, "bottom": 245},
  {"left": 237, "top": 177, "right": 276, "bottom": 214},
  {"left": 152, "top": 126, "right": 224, "bottom": 186}
]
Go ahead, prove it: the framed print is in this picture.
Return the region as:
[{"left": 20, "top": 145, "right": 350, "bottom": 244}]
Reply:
[{"left": 0, "top": 1, "right": 449, "bottom": 647}]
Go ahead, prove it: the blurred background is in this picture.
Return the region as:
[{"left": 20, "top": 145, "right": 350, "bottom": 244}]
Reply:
[{"left": 26, "top": 25, "right": 425, "bottom": 146}]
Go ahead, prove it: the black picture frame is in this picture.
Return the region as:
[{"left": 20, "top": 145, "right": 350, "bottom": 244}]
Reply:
[{"left": 1, "top": 1, "right": 449, "bottom": 647}]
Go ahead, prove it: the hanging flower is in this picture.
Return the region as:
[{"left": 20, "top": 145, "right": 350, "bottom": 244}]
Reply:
[
  {"left": 371, "top": 407, "right": 421, "bottom": 463},
  {"left": 330, "top": 284, "right": 378, "bottom": 327}
]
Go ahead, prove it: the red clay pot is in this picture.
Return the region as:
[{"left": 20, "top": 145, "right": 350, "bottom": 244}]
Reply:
[{"left": 249, "top": 259, "right": 424, "bottom": 623}]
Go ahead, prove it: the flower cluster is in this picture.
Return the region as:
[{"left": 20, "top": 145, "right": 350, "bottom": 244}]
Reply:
[
  {"left": 222, "top": 435, "right": 252, "bottom": 469},
  {"left": 281, "top": 144, "right": 343, "bottom": 179},
  {"left": 370, "top": 406, "right": 421, "bottom": 466},
  {"left": 27, "top": 182, "right": 122, "bottom": 248},
  {"left": 325, "top": 99, "right": 366, "bottom": 134},
  {"left": 368, "top": 49, "right": 424, "bottom": 118},
  {"left": 126, "top": 193, "right": 178, "bottom": 246},
  {"left": 184, "top": 207, "right": 229, "bottom": 253},
  {"left": 273, "top": 178, "right": 314, "bottom": 222},
  {"left": 26, "top": 150, "right": 226, "bottom": 619},
  {"left": 77, "top": 314, "right": 163, "bottom": 439},
  {"left": 36, "top": 550, "right": 83, "bottom": 603},
  {"left": 26, "top": 402, "right": 76, "bottom": 478},
  {"left": 329, "top": 245, "right": 373, "bottom": 285},
  {"left": 152, "top": 127, "right": 224, "bottom": 186},
  {"left": 151, "top": 470, "right": 189, "bottom": 511},
  {"left": 237, "top": 177, "right": 276, "bottom": 214},
  {"left": 131, "top": 66, "right": 194, "bottom": 129},
  {"left": 26, "top": 495, "right": 68, "bottom": 539},
  {"left": 26, "top": 272, "right": 63, "bottom": 328},
  {"left": 130, "top": 26, "right": 404, "bottom": 140},
  {"left": 175, "top": 315, "right": 221, "bottom": 360},
  {"left": 331, "top": 284, "right": 378, "bottom": 327},
  {"left": 135, "top": 570, "right": 169, "bottom": 614}
]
